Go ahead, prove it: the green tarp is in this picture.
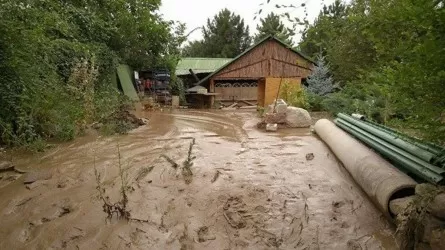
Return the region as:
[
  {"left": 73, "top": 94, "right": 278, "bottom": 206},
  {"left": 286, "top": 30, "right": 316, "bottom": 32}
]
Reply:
[{"left": 116, "top": 64, "right": 139, "bottom": 101}]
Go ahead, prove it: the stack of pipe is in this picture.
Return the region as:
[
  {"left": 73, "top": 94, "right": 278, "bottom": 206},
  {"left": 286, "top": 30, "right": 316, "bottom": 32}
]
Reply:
[{"left": 335, "top": 113, "right": 445, "bottom": 185}]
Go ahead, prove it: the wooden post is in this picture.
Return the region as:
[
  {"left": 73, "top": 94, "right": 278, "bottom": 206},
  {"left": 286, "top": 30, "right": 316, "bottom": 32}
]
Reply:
[
  {"left": 210, "top": 79, "right": 215, "bottom": 107},
  {"left": 210, "top": 79, "right": 215, "bottom": 93}
]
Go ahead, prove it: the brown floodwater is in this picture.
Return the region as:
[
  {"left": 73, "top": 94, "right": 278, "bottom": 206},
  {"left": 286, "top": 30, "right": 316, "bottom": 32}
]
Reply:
[{"left": 0, "top": 110, "right": 397, "bottom": 249}]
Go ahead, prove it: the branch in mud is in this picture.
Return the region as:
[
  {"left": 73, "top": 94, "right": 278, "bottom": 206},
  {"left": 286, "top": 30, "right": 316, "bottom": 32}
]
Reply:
[
  {"left": 160, "top": 138, "right": 196, "bottom": 185},
  {"left": 93, "top": 144, "right": 131, "bottom": 221},
  {"left": 182, "top": 138, "right": 195, "bottom": 184},
  {"left": 161, "top": 155, "right": 179, "bottom": 169}
]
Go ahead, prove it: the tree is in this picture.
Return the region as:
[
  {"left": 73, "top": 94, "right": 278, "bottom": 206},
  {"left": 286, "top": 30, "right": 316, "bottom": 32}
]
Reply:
[
  {"left": 182, "top": 41, "right": 206, "bottom": 57},
  {"left": 254, "top": 13, "right": 294, "bottom": 45},
  {"left": 0, "top": 0, "right": 177, "bottom": 147},
  {"left": 306, "top": 55, "right": 334, "bottom": 96},
  {"left": 182, "top": 9, "right": 251, "bottom": 58},
  {"left": 299, "top": 0, "right": 349, "bottom": 57},
  {"left": 268, "top": 0, "right": 445, "bottom": 143}
]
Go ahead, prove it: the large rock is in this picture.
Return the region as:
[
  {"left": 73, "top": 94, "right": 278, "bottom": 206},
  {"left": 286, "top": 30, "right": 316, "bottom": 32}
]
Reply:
[
  {"left": 264, "top": 113, "right": 286, "bottom": 124},
  {"left": 285, "top": 107, "right": 312, "bottom": 128},
  {"left": 265, "top": 99, "right": 287, "bottom": 114},
  {"left": 266, "top": 123, "right": 278, "bottom": 132}
]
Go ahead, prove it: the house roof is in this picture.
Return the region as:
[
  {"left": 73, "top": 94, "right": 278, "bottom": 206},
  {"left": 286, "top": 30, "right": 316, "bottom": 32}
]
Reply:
[
  {"left": 176, "top": 57, "right": 233, "bottom": 76},
  {"left": 196, "top": 35, "right": 314, "bottom": 86}
]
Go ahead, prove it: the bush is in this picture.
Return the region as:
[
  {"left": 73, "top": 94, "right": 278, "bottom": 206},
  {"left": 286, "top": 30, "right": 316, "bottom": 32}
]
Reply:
[
  {"left": 279, "top": 81, "right": 310, "bottom": 109},
  {"left": 307, "top": 92, "right": 324, "bottom": 111},
  {"left": 169, "top": 76, "right": 186, "bottom": 105}
]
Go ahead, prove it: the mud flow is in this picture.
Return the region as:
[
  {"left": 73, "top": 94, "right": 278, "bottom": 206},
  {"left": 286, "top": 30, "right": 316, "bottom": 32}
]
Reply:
[{"left": 0, "top": 111, "right": 396, "bottom": 249}]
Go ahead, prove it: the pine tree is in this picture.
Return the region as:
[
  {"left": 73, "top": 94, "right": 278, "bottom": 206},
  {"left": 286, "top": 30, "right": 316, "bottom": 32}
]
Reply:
[
  {"left": 306, "top": 55, "right": 334, "bottom": 96},
  {"left": 254, "top": 13, "right": 294, "bottom": 45},
  {"left": 182, "top": 9, "right": 251, "bottom": 58}
]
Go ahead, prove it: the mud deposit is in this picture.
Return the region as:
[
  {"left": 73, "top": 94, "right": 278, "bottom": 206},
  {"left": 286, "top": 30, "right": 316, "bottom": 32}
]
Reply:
[{"left": 0, "top": 111, "right": 396, "bottom": 249}]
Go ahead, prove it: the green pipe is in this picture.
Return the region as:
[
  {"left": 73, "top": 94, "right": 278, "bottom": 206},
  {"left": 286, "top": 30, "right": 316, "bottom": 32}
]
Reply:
[
  {"left": 360, "top": 117, "right": 444, "bottom": 156},
  {"left": 337, "top": 113, "right": 436, "bottom": 163},
  {"left": 337, "top": 118, "right": 445, "bottom": 177},
  {"left": 336, "top": 119, "right": 443, "bottom": 184},
  {"left": 335, "top": 119, "right": 444, "bottom": 184}
]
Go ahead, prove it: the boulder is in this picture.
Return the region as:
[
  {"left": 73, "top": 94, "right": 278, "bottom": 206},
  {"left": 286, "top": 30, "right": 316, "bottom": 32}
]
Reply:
[
  {"left": 264, "top": 113, "right": 286, "bottom": 124},
  {"left": 265, "top": 99, "right": 287, "bottom": 114},
  {"left": 285, "top": 107, "right": 312, "bottom": 128},
  {"left": 266, "top": 124, "right": 278, "bottom": 132}
]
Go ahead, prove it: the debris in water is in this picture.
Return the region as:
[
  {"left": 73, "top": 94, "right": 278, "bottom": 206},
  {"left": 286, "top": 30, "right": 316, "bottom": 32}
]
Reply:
[
  {"left": 161, "top": 155, "right": 179, "bottom": 169},
  {"left": 197, "top": 226, "right": 216, "bottom": 242},
  {"left": 223, "top": 211, "right": 246, "bottom": 229},
  {"left": 135, "top": 166, "right": 155, "bottom": 182},
  {"left": 223, "top": 197, "right": 247, "bottom": 229},
  {"left": 306, "top": 153, "right": 315, "bottom": 161},
  {"left": 211, "top": 170, "right": 221, "bottom": 183},
  {"left": 0, "top": 161, "right": 14, "bottom": 172},
  {"left": 23, "top": 170, "right": 53, "bottom": 184}
]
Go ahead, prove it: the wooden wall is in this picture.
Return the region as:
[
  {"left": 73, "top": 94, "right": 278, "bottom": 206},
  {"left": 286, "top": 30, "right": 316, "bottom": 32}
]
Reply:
[
  {"left": 213, "top": 40, "right": 313, "bottom": 80},
  {"left": 263, "top": 77, "right": 301, "bottom": 107},
  {"left": 209, "top": 38, "right": 311, "bottom": 107},
  {"left": 257, "top": 78, "right": 266, "bottom": 107},
  {"left": 215, "top": 41, "right": 269, "bottom": 79}
]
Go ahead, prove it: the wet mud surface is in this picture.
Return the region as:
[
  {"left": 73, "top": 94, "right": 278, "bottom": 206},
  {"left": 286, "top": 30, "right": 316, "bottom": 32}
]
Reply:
[{"left": 0, "top": 110, "right": 396, "bottom": 249}]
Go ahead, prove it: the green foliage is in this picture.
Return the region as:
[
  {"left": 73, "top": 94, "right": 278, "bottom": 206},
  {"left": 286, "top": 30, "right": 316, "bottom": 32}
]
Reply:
[
  {"left": 169, "top": 76, "right": 187, "bottom": 105},
  {"left": 0, "top": 0, "right": 176, "bottom": 149},
  {"left": 307, "top": 92, "right": 324, "bottom": 111},
  {"left": 279, "top": 82, "right": 309, "bottom": 109},
  {"left": 265, "top": 0, "right": 445, "bottom": 144},
  {"left": 182, "top": 9, "right": 252, "bottom": 58},
  {"left": 306, "top": 55, "right": 334, "bottom": 96},
  {"left": 254, "top": 13, "right": 294, "bottom": 45}
]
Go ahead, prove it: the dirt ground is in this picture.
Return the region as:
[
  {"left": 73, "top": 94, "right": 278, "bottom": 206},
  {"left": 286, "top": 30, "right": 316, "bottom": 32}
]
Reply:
[{"left": 0, "top": 110, "right": 397, "bottom": 249}]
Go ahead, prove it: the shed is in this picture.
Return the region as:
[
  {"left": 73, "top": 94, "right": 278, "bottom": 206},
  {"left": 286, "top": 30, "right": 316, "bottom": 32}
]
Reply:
[{"left": 197, "top": 35, "right": 314, "bottom": 107}]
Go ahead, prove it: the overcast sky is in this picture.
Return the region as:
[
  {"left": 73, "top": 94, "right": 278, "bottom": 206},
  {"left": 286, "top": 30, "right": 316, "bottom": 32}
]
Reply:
[{"left": 159, "top": 0, "right": 335, "bottom": 45}]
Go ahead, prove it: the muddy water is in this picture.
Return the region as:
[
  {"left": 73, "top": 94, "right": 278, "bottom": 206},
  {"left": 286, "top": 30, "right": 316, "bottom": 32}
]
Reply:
[{"left": 0, "top": 110, "right": 397, "bottom": 249}]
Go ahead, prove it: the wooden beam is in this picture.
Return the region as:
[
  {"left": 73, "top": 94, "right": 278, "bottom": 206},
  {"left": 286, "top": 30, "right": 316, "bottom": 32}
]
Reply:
[
  {"left": 271, "top": 58, "right": 313, "bottom": 71},
  {"left": 215, "top": 59, "right": 267, "bottom": 77},
  {"left": 213, "top": 77, "right": 261, "bottom": 81}
]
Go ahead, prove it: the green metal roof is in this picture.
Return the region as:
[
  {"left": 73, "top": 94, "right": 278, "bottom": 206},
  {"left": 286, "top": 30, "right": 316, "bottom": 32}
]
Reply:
[
  {"left": 176, "top": 57, "right": 233, "bottom": 76},
  {"left": 197, "top": 35, "right": 315, "bottom": 86}
]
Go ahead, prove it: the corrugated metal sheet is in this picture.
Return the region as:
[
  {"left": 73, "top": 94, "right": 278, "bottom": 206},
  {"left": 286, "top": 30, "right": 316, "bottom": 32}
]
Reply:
[
  {"left": 117, "top": 64, "right": 139, "bottom": 101},
  {"left": 176, "top": 58, "right": 232, "bottom": 76}
]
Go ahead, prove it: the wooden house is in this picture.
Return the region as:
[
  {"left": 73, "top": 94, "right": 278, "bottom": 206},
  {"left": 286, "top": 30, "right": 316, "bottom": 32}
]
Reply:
[{"left": 197, "top": 35, "right": 315, "bottom": 107}]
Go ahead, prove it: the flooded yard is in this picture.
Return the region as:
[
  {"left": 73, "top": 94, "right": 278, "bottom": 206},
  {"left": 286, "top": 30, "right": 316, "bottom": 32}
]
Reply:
[{"left": 0, "top": 110, "right": 395, "bottom": 249}]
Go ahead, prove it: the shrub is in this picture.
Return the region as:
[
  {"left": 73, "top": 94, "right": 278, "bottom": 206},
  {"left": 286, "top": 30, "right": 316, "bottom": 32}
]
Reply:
[{"left": 279, "top": 81, "right": 310, "bottom": 109}]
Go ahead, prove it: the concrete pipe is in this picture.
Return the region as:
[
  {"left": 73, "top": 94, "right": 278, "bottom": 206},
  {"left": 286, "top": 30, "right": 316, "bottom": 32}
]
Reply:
[{"left": 314, "top": 119, "right": 417, "bottom": 218}]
